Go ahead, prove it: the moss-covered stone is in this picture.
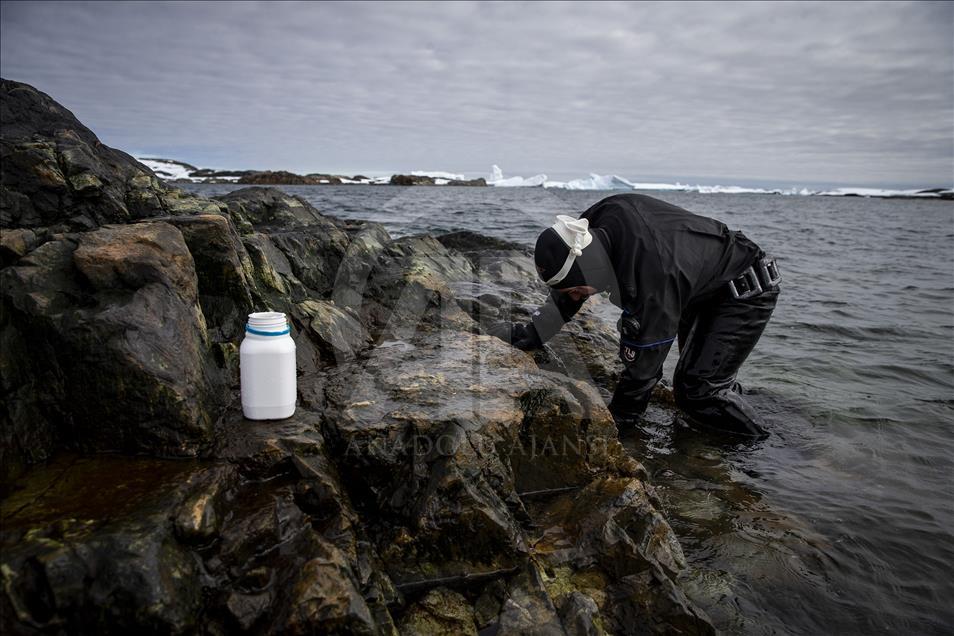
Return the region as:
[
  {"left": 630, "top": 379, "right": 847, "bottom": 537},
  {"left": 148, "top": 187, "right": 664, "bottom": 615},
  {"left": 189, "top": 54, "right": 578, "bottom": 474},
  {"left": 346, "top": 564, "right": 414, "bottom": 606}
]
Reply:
[{"left": 399, "top": 587, "right": 477, "bottom": 636}]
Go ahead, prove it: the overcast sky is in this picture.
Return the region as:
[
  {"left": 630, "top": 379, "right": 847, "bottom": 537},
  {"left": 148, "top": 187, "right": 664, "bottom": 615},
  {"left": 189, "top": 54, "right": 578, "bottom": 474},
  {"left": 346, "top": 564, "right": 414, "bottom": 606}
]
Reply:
[{"left": 1, "top": 1, "right": 951, "bottom": 188}]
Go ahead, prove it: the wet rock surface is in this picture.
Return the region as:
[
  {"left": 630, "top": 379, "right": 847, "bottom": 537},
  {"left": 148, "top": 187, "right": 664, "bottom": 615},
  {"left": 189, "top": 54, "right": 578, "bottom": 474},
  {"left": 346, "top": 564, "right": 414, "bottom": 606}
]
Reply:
[
  {"left": 0, "top": 80, "right": 224, "bottom": 231},
  {"left": 1, "top": 78, "right": 713, "bottom": 634}
]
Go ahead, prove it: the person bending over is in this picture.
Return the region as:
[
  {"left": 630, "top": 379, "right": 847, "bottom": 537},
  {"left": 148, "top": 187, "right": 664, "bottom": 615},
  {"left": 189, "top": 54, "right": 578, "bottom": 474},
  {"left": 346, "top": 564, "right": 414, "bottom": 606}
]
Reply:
[{"left": 490, "top": 193, "right": 781, "bottom": 438}]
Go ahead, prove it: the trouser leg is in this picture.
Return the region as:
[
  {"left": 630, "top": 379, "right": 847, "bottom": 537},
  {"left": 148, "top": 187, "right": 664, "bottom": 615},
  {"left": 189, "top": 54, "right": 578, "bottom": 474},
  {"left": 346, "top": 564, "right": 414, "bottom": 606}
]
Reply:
[{"left": 673, "top": 287, "right": 779, "bottom": 437}]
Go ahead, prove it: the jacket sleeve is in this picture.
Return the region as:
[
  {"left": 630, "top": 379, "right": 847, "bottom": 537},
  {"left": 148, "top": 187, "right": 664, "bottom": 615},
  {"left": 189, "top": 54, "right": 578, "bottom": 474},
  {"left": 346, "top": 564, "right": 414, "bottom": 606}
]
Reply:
[
  {"left": 529, "top": 290, "right": 586, "bottom": 344},
  {"left": 609, "top": 295, "right": 679, "bottom": 417},
  {"left": 609, "top": 339, "right": 674, "bottom": 417}
]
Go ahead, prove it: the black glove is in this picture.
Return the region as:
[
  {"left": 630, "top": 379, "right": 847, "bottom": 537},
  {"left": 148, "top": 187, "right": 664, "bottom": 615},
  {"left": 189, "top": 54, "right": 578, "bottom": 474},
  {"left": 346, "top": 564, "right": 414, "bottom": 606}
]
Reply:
[{"left": 486, "top": 321, "right": 542, "bottom": 351}]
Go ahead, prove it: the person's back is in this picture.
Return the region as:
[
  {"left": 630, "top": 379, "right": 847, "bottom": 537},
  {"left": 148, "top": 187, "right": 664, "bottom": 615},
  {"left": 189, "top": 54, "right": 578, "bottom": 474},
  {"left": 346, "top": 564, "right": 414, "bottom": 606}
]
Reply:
[
  {"left": 576, "top": 193, "right": 763, "bottom": 342},
  {"left": 490, "top": 193, "right": 781, "bottom": 438}
]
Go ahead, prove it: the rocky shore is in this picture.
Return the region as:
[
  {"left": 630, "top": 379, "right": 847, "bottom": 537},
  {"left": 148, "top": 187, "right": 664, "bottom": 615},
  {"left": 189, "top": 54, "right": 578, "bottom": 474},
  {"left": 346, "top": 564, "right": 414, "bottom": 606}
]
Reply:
[
  {"left": 0, "top": 79, "right": 712, "bottom": 634},
  {"left": 138, "top": 158, "right": 488, "bottom": 187}
]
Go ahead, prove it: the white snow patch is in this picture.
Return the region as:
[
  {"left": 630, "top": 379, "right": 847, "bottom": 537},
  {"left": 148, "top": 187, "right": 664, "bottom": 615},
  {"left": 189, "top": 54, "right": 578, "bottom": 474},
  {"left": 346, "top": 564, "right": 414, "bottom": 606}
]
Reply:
[
  {"left": 411, "top": 170, "right": 466, "bottom": 181},
  {"left": 138, "top": 158, "right": 196, "bottom": 181}
]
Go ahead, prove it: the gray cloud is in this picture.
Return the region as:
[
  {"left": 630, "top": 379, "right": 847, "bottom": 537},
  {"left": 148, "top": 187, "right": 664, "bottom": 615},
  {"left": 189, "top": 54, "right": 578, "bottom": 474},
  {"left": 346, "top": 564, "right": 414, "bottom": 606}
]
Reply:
[{"left": 2, "top": 0, "right": 951, "bottom": 187}]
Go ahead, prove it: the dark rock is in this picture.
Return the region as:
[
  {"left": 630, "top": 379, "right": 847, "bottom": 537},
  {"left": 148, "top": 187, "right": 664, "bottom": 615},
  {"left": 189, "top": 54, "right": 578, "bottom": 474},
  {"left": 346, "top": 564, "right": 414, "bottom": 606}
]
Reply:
[
  {"left": 237, "top": 170, "right": 317, "bottom": 185},
  {"left": 524, "top": 476, "right": 716, "bottom": 634},
  {"left": 241, "top": 231, "right": 310, "bottom": 302},
  {"left": 399, "top": 587, "right": 477, "bottom": 635},
  {"left": 304, "top": 173, "right": 344, "bottom": 184},
  {"left": 447, "top": 178, "right": 487, "bottom": 187},
  {"left": 1, "top": 222, "right": 225, "bottom": 461},
  {"left": 607, "top": 567, "right": 715, "bottom": 635},
  {"left": 437, "top": 230, "right": 531, "bottom": 257},
  {"left": 495, "top": 565, "right": 566, "bottom": 635},
  {"left": 0, "top": 79, "right": 712, "bottom": 635},
  {"left": 157, "top": 213, "right": 256, "bottom": 343},
  {"left": 277, "top": 534, "right": 379, "bottom": 635},
  {"left": 173, "top": 464, "right": 236, "bottom": 544},
  {"left": 213, "top": 187, "right": 351, "bottom": 297},
  {"left": 435, "top": 229, "right": 624, "bottom": 400},
  {"left": 533, "top": 476, "right": 685, "bottom": 581},
  {"left": 296, "top": 299, "right": 371, "bottom": 361},
  {"left": 214, "top": 186, "right": 330, "bottom": 233},
  {"left": 474, "top": 579, "right": 508, "bottom": 628},
  {"left": 0, "top": 227, "right": 39, "bottom": 267},
  {"left": 0, "top": 456, "right": 216, "bottom": 633},
  {"left": 211, "top": 410, "right": 326, "bottom": 477},
  {"left": 0, "top": 79, "right": 224, "bottom": 230},
  {"left": 269, "top": 225, "right": 350, "bottom": 296},
  {"left": 191, "top": 168, "right": 256, "bottom": 178},
  {"left": 0, "top": 304, "right": 58, "bottom": 483},
  {"left": 331, "top": 220, "right": 392, "bottom": 310},
  {"left": 322, "top": 331, "right": 642, "bottom": 588},
  {"left": 389, "top": 174, "right": 435, "bottom": 186},
  {"left": 226, "top": 591, "right": 272, "bottom": 631},
  {"left": 559, "top": 591, "right": 603, "bottom": 636},
  {"left": 359, "top": 234, "right": 475, "bottom": 338}
]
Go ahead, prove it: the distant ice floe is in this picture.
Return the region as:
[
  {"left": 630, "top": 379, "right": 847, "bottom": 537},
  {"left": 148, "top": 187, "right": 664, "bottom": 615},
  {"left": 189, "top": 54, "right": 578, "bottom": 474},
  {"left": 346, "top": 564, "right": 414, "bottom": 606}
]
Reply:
[
  {"left": 486, "top": 165, "right": 952, "bottom": 198},
  {"left": 816, "top": 187, "right": 952, "bottom": 198}
]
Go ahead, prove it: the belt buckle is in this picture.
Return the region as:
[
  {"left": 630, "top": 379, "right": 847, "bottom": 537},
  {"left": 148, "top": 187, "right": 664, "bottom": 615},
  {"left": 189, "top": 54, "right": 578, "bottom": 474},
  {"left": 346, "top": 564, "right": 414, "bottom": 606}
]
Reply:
[
  {"left": 759, "top": 257, "right": 782, "bottom": 287},
  {"left": 729, "top": 265, "right": 762, "bottom": 299}
]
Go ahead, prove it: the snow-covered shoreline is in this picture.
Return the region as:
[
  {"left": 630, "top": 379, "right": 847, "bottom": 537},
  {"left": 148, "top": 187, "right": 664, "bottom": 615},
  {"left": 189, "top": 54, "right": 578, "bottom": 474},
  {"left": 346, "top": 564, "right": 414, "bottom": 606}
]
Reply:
[{"left": 136, "top": 158, "right": 952, "bottom": 199}]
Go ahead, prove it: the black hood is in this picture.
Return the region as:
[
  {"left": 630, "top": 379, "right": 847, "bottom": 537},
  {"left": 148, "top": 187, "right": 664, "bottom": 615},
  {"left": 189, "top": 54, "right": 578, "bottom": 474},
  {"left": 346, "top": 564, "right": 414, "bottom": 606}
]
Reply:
[{"left": 534, "top": 226, "right": 616, "bottom": 292}]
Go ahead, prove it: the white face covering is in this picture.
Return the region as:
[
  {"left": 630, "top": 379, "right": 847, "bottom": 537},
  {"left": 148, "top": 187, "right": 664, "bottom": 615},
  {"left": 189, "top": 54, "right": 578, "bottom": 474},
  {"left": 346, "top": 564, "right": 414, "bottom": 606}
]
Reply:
[{"left": 545, "top": 215, "right": 594, "bottom": 287}]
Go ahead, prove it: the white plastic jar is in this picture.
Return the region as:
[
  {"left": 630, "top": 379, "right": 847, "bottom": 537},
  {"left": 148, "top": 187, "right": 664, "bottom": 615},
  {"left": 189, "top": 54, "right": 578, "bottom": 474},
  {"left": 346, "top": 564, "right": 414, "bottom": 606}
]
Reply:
[{"left": 240, "top": 312, "right": 297, "bottom": 420}]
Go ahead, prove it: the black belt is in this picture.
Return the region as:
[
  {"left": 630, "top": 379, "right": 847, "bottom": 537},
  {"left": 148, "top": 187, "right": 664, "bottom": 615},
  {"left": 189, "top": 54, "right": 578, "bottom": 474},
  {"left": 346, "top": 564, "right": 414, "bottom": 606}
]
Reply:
[{"left": 728, "top": 257, "right": 781, "bottom": 299}]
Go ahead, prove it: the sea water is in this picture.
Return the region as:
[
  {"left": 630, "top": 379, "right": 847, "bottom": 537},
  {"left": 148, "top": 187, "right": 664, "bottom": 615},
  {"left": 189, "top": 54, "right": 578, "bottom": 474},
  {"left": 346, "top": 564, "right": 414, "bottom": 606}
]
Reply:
[{"left": 185, "top": 183, "right": 954, "bottom": 634}]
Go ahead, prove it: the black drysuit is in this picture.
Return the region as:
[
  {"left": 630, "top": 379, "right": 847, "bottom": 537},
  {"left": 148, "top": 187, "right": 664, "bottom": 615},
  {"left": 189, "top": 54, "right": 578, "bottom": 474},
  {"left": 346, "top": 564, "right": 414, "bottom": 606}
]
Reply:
[{"left": 530, "top": 194, "right": 780, "bottom": 437}]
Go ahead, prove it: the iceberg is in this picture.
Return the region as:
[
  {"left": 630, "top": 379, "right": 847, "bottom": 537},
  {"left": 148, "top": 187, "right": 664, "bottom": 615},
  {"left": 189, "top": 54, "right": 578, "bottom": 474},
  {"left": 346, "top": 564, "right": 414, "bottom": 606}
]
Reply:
[
  {"left": 548, "top": 173, "right": 637, "bottom": 190},
  {"left": 487, "top": 165, "right": 548, "bottom": 187},
  {"left": 493, "top": 173, "right": 548, "bottom": 187},
  {"left": 624, "top": 181, "right": 691, "bottom": 191},
  {"left": 696, "top": 185, "right": 778, "bottom": 195}
]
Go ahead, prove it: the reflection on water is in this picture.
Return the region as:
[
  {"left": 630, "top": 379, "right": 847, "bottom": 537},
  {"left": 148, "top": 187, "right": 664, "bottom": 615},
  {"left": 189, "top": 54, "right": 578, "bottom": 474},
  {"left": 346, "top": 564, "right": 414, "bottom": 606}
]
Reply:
[
  {"left": 626, "top": 392, "right": 954, "bottom": 634},
  {"left": 184, "top": 184, "right": 954, "bottom": 633}
]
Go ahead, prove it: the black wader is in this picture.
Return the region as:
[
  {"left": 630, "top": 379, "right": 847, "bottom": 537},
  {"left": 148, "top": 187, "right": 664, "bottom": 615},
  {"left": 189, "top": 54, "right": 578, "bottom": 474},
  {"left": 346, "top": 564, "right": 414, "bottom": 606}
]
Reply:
[{"left": 530, "top": 194, "right": 780, "bottom": 438}]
